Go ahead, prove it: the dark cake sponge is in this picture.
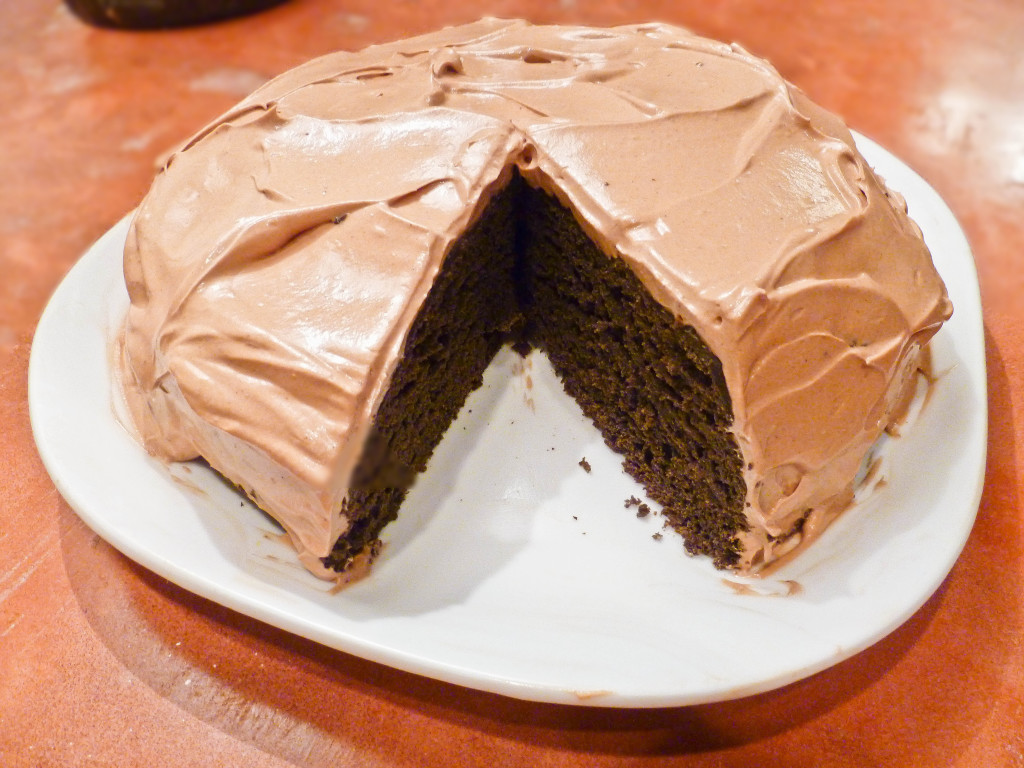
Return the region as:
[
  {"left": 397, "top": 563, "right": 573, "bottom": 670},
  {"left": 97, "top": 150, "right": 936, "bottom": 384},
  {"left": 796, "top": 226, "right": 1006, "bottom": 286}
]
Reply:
[{"left": 323, "top": 174, "right": 748, "bottom": 573}]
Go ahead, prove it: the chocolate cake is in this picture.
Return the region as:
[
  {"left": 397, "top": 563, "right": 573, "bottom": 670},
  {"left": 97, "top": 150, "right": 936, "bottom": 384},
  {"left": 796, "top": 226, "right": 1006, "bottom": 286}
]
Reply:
[{"left": 118, "top": 19, "right": 952, "bottom": 580}]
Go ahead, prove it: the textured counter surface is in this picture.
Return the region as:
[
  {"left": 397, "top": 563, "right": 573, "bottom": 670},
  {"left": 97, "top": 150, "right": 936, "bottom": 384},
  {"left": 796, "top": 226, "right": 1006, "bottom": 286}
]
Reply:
[{"left": 2, "top": 1, "right": 1023, "bottom": 765}]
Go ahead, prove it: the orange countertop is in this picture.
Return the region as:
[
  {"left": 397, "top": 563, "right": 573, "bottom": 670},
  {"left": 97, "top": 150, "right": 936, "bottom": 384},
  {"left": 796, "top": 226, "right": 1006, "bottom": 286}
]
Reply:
[{"left": 2, "top": 1, "right": 1022, "bottom": 765}]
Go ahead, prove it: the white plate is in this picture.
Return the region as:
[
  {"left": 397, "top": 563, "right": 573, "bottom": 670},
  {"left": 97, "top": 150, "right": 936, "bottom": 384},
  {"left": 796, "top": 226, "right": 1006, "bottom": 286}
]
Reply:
[{"left": 29, "top": 135, "right": 986, "bottom": 707}]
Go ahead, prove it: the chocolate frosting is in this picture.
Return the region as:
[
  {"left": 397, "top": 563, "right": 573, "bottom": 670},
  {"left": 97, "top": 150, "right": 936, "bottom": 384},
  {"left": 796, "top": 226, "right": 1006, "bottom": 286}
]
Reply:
[{"left": 119, "top": 19, "right": 952, "bottom": 576}]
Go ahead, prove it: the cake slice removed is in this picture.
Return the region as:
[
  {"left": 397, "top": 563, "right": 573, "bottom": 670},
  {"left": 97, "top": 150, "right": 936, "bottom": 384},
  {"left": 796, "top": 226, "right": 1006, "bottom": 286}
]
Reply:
[{"left": 119, "top": 20, "right": 952, "bottom": 581}]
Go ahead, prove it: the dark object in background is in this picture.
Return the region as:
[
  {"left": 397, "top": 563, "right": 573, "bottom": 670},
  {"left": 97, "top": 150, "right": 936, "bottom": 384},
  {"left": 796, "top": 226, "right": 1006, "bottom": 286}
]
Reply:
[{"left": 64, "top": 0, "right": 289, "bottom": 28}]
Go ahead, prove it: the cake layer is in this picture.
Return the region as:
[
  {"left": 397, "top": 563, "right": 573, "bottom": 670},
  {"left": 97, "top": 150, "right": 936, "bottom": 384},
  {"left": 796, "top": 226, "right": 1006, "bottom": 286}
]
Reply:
[
  {"left": 321, "top": 177, "right": 522, "bottom": 573},
  {"left": 519, "top": 182, "right": 749, "bottom": 568},
  {"left": 120, "top": 19, "right": 952, "bottom": 577}
]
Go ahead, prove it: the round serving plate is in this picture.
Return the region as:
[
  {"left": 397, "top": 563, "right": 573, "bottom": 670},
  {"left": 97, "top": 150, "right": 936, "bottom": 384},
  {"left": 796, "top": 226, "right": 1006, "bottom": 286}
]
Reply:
[{"left": 29, "top": 134, "right": 986, "bottom": 707}]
